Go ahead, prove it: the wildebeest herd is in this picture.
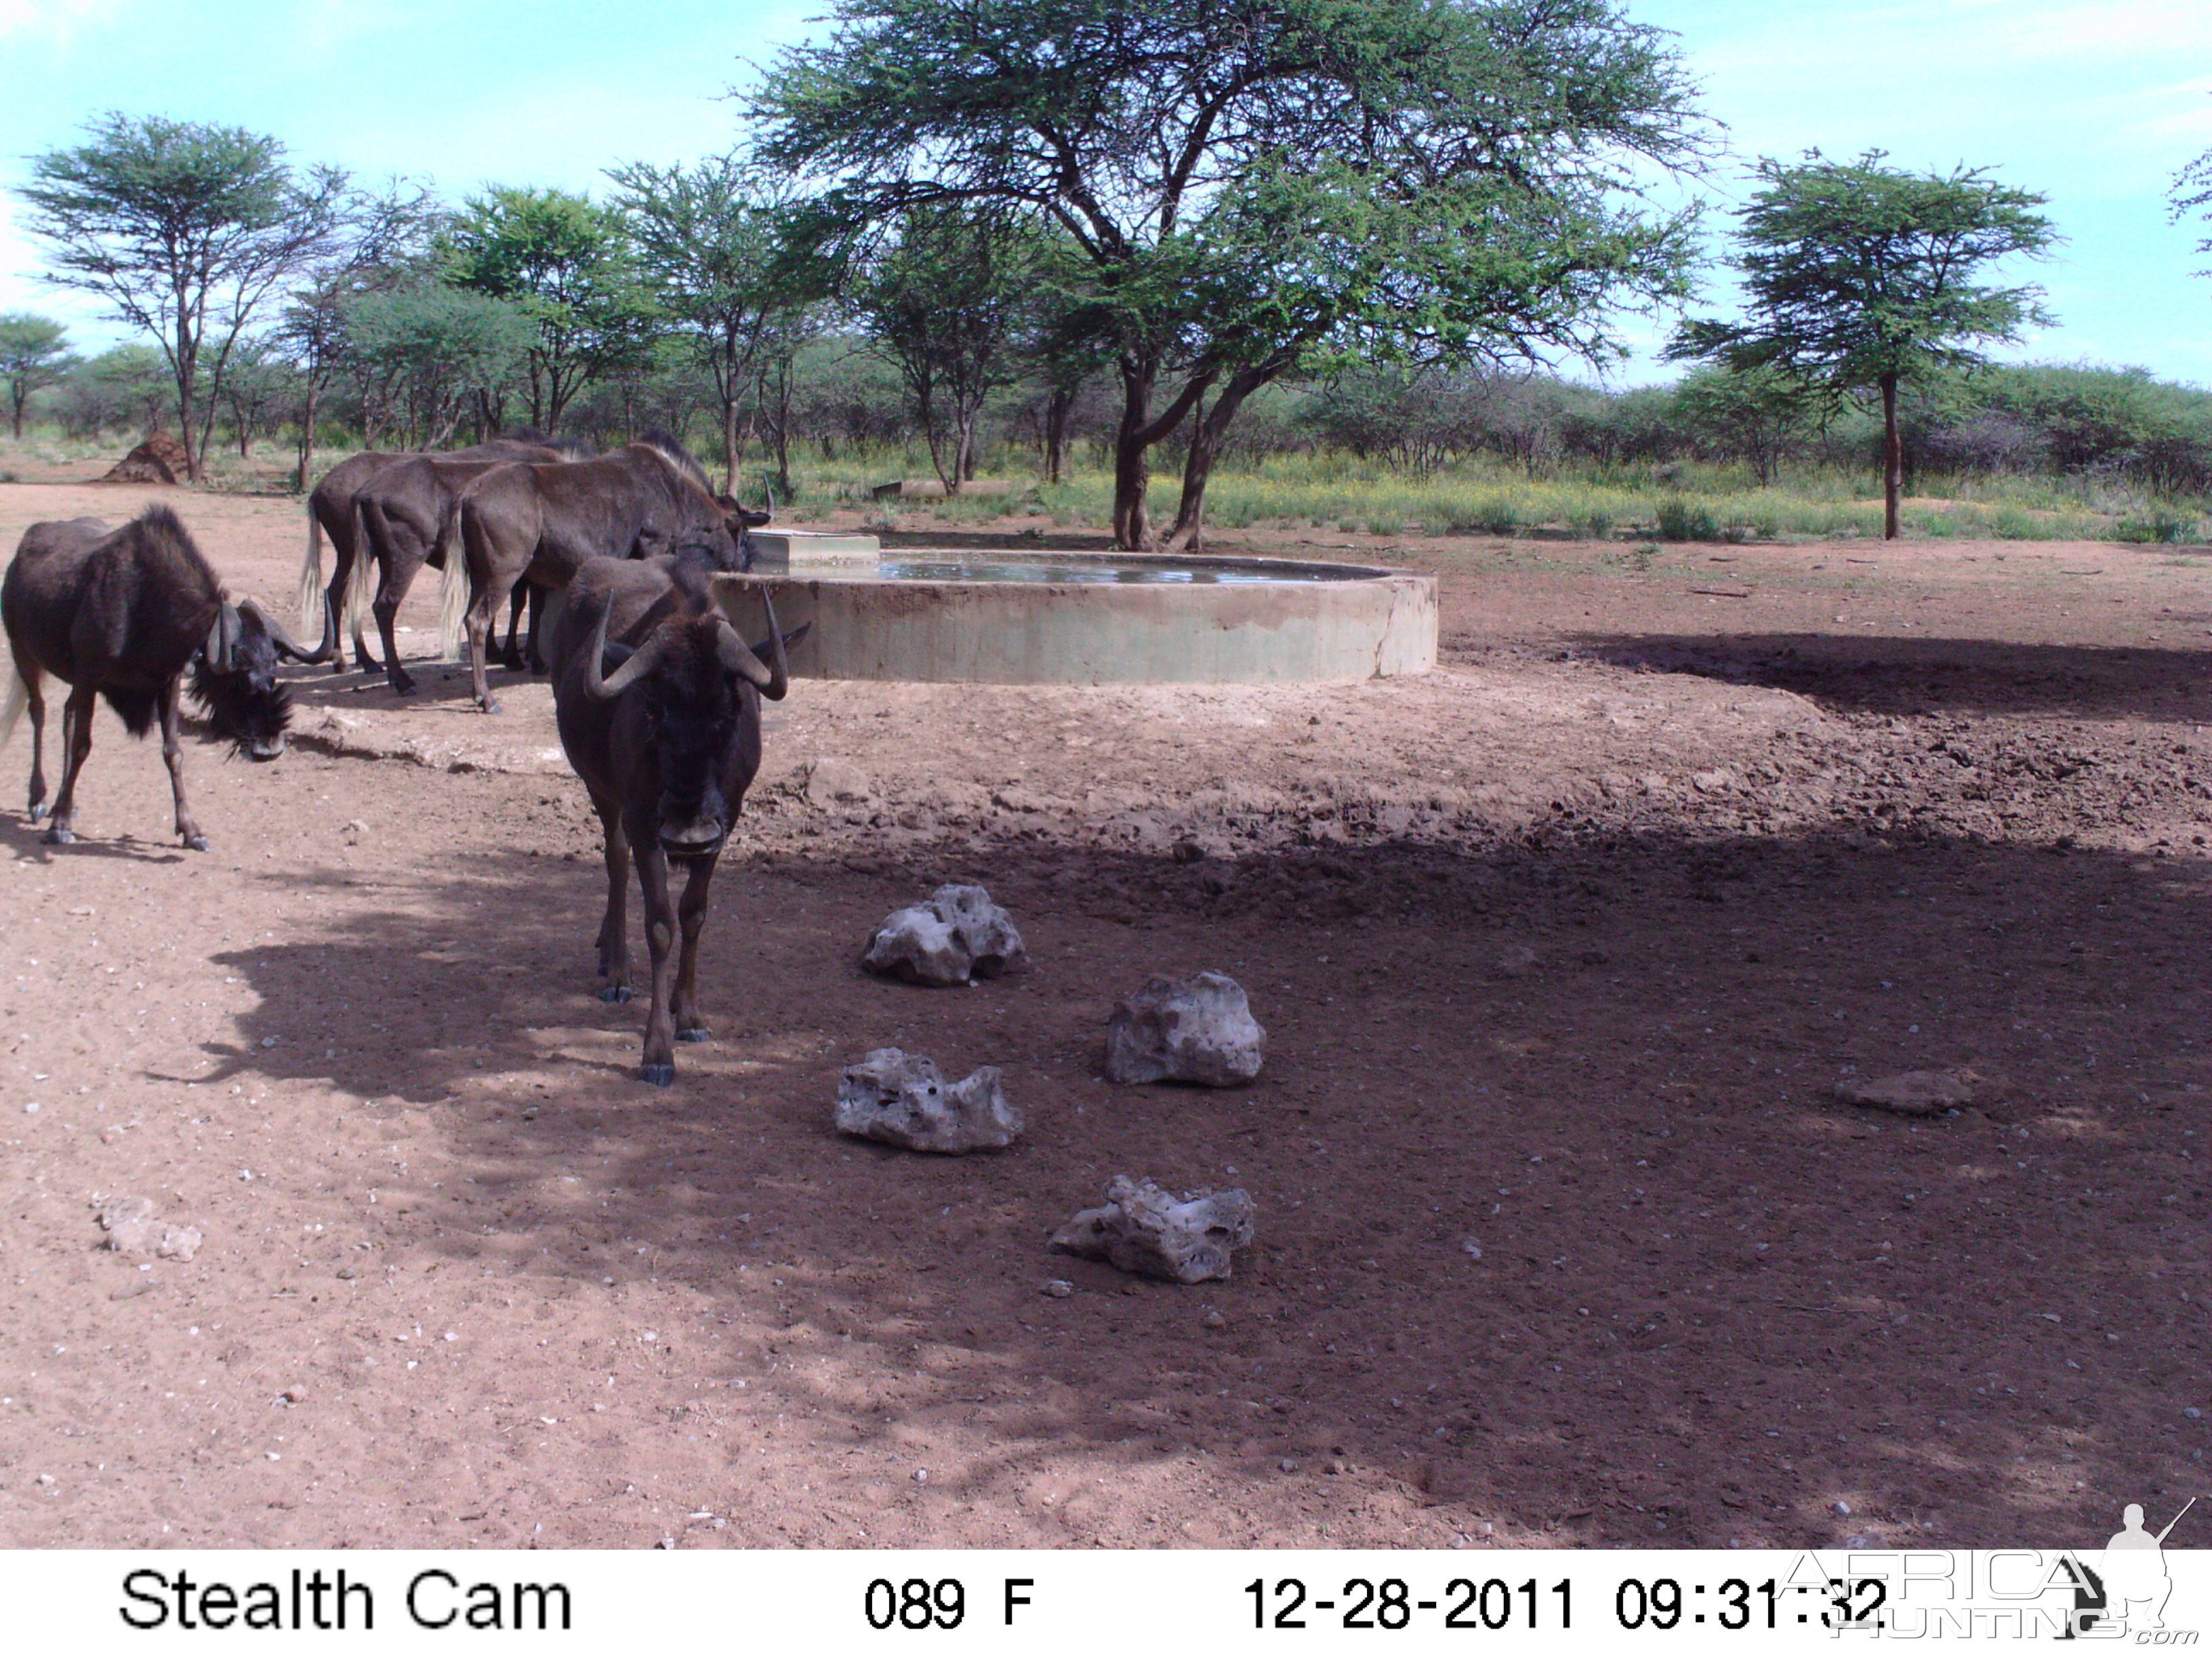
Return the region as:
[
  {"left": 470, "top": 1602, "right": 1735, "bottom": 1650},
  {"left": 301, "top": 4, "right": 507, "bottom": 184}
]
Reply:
[{"left": 1, "top": 431, "right": 786, "bottom": 1083}]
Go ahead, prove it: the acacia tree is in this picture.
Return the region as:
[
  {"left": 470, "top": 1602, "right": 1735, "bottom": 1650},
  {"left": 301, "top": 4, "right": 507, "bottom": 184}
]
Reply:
[
  {"left": 756, "top": 0, "right": 1707, "bottom": 550},
  {"left": 1668, "top": 150, "right": 2056, "bottom": 539},
  {"left": 17, "top": 114, "right": 350, "bottom": 480},
  {"left": 857, "top": 205, "right": 1038, "bottom": 493},
  {"left": 608, "top": 156, "right": 830, "bottom": 493},
  {"left": 0, "top": 314, "right": 76, "bottom": 438},
  {"left": 2174, "top": 135, "right": 2212, "bottom": 275},
  {"left": 441, "top": 187, "right": 657, "bottom": 432},
  {"left": 274, "top": 181, "right": 432, "bottom": 489}
]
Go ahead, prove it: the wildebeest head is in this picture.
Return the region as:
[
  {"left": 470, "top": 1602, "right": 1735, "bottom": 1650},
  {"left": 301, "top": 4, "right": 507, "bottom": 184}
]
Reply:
[
  {"left": 188, "top": 595, "right": 335, "bottom": 761},
  {"left": 581, "top": 579, "right": 790, "bottom": 859}
]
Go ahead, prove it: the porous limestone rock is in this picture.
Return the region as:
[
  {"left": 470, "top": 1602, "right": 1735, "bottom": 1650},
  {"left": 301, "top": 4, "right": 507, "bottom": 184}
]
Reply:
[
  {"left": 861, "top": 883, "right": 1027, "bottom": 986},
  {"left": 1104, "top": 971, "right": 1264, "bottom": 1085},
  {"left": 1834, "top": 1069, "right": 1976, "bottom": 1117},
  {"left": 1050, "top": 1175, "right": 1256, "bottom": 1284},
  {"left": 94, "top": 1195, "right": 201, "bottom": 1261},
  {"left": 834, "top": 1048, "right": 1023, "bottom": 1152}
]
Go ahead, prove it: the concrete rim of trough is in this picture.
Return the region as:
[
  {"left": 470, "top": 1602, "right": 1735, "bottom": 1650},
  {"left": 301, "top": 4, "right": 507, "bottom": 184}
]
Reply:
[{"left": 710, "top": 556, "right": 1437, "bottom": 685}]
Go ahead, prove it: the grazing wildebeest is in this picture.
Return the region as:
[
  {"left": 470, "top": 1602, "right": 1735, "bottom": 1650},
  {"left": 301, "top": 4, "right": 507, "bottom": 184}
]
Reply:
[
  {"left": 348, "top": 451, "right": 575, "bottom": 695},
  {"left": 1, "top": 506, "right": 335, "bottom": 849},
  {"left": 438, "top": 434, "right": 770, "bottom": 714},
  {"left": 297, "top": 430, "right": 584, "bottom": 672},
  {"left": 549, "top": 554, "right": 791, "bottom": 1084}
]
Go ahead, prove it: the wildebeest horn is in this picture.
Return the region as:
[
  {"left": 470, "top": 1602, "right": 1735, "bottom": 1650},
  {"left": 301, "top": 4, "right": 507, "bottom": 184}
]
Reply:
[
  {"left": 716, "top": 592, "right": 790, "bottom": 700},
  {"left": 239, "top": 594, "right": 337, "bottom": 665},
  {"left": 204, "top": 604, "right": 241, "bottom": 672},
  {"left": 580, "top": 599, "right": 670, "bottom": 701}
]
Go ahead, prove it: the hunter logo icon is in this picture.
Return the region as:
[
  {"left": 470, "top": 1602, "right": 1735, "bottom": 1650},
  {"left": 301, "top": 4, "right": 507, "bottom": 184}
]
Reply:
[{"left": 2097, "top": 1496, "right": 2196, "bottom": 1634}]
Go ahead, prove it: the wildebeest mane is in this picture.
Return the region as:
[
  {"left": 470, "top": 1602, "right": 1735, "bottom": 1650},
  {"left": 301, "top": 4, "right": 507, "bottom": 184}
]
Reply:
[
  {"left": 636, "top": 428, "right": 713, "bottom": 494},
  {"left": 133, "top": 503, "right": 222, "bottom": 596}
]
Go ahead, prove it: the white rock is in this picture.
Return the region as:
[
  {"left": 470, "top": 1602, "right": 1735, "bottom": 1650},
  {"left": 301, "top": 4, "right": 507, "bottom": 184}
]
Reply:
[
  {"left": 861, "top": 884, "right": 1027, "bottom": 986},
  {"left": 1104, "top": 972, "right": 1265, "bottom": 1086},
  {"left": 834, "top": 1048, "right": 1023, "bottom": 1153},
  {"left": 94, "top": 1195, "right": 201, "bottom": 1262},
  {"left": 1050, "top": 1175, "right": 1256, "bottom": 1284}
]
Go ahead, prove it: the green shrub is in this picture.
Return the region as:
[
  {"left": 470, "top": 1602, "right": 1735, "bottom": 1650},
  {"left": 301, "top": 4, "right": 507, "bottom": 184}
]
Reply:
[
  {"left": 1656, "top": 499, "right": 1721, "bottom": 541},
  {"left": 2116, "top": 512, "right": 2199, "bottom": 544}
]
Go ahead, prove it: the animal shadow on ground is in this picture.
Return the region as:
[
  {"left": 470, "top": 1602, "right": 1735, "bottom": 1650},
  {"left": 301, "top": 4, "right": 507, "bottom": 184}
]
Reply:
[
  {"left": 198, "top": 815, "right": 2212, "bottom": 1546},
  {"left": 1568, "top": 633, "right": 2212, "bottom": 722}
]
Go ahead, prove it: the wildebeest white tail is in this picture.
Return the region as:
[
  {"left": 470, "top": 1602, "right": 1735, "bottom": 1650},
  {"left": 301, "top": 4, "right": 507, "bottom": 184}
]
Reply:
[
  {"left": 434, "top": 495, "right": 470, "bottom": 661},
  {"left": 298, "top": 503, "right": 325, "bottom": 636},
  {"left": 0, "top": 645, "right": 26, "bottom": 756},
  {"left": 345, "top": 498, "right": 377, "bottom": 649}
]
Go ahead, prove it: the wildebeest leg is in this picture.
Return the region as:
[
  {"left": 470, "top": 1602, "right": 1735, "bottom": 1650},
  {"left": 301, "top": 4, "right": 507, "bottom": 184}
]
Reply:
[
  {"left": 158, "top": 676, "right": 209, "bottom": 852},
  {"left": 466, "top": 581, "right": 511, "bottom": 714},
  {"left": 526, "top": 583, "right": 550, "bottom": 674},
  {"left": 632, "top": 834, "right": 681, "bottom": 1085},
  {"left": 499, "top": 586, "right": 528, "bottom": 671},
  {"left": 20, "top": 661, "right": 48, "bottom": 821},
  {"left": 594, "top": 795, "right": 633, "bottom": 1004},
  {"left": 373, "top": 541, "right": 430, "bottom": 696},
  {"left": 41, "top": 682, "right": 98, "bottom": 845},
  {"left": 319, "top": 504, "right": 356, "bottom": 674},
  {"left": 671, "top": 853, "right": 718, "bottom": 1043}
]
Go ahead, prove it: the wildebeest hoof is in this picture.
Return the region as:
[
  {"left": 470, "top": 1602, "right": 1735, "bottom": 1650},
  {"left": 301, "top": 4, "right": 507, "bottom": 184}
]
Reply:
[
  {"left": 600, "top": 984, "right": 632, "bottom": 1004},
  {"left": 640, "top": 1062, "right": 676, "bottom": 1086},
  {"left": 41, "top": 825, "right": 74, "bottom": 845},
  {"left": 480, "top": 699, "right": 502, "bottom": 714},
  {"left": 676, "top": 1026, "right": 710, "bottom": 1044},
  {"left": 26, "top": 804, "right": 45, "bottom": 821},
  {"left": 183, "top": 834, "right": 209, "bottom": 852}
]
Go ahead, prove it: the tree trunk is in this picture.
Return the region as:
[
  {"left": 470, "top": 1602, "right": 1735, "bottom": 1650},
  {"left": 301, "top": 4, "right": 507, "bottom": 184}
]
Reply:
[
  {"left": 722, "top": 394, "right": 739, "bottom": 497},
  {"left": 1161, "top": 367, "right": 1269, "bottom": 555},
  {"left": 1044, "top": 386, "right": 1072, "bottom": 487},
  {"left": 1881, "top": 373, "right": 1902, "bottom": 541},
  {"left": 1111, "top": 358, "right": 1216, "bottom": 551},
  {"left": 295, "top": 382, "right": 319, "bottom": 493}
]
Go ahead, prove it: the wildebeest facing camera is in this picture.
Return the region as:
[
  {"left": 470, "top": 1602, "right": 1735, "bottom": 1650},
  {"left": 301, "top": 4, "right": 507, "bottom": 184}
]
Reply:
[{"left": 187, "top": 631, "right": 295, "bottom": 762}]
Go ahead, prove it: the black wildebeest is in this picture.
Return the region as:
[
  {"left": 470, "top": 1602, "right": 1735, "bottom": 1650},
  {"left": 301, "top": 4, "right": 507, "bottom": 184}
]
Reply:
[
  {"left": 439, "top": 434, "right": 769, "bottom": 714},
  {"left": 347, "top": 452, "right": 572, "bottom": 695},
  {"left": 297, "top": 431, "right": 583, "bottom": 672},
  {"left": 550, "top": 554, "right": 790, "bottom": 1084},
  {"left": 1, "top": 506, "right": 335, "bottom": 849}
]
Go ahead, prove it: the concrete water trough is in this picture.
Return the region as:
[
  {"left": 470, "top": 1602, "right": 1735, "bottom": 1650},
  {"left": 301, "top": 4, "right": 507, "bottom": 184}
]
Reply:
[{"left": 712, "top": 549, "right": 1437, "bottom": 684}]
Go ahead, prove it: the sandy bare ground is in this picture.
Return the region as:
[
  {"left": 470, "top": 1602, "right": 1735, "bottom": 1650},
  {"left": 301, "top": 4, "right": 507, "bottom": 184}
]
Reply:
[{"left": 0, "top": 465, "right": 2207, "bottom": 1551}]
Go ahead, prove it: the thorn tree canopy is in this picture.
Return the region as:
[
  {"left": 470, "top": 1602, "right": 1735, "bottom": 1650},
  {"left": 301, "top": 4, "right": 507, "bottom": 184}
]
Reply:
[
  {"left": 17, "top": 113, "right": 350, "bottom": 480},
  {"left": 607, "top": 157, "right": 829, "bottom": 495},
  {"left": 2173, "top": 134, "right": 2212, "bottom": 276},
  {"left": 441, "top": 187, "right": 657, "bottom": 433},
  {"left": 1667, "top": 149, "right": 2056, "bottom": 539},
  {"left": 753, "top": 0, "right": 1710, "bottom": 550},
  {"left": 0, "top": 314, "right": 77, "bottom": 439}
]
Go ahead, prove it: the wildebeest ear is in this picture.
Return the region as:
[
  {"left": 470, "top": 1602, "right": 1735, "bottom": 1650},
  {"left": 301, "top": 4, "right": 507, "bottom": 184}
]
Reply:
[
  {"left": 720, "top": 497, "right": 772, "bottom": 529},
  {"left": 600, "top": 641, "right": 636, "bottom": 676}
]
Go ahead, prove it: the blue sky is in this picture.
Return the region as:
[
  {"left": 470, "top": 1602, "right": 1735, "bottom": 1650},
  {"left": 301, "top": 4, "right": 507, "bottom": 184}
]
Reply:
[{"left": 1, "top": 0, "right": 2209, "bottom": 388}]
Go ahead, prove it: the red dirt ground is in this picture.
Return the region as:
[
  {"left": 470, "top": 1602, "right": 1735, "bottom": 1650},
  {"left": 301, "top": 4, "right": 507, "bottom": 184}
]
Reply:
[{"left": 0, "top": 466, "right": 2206, "bottom": 1551}]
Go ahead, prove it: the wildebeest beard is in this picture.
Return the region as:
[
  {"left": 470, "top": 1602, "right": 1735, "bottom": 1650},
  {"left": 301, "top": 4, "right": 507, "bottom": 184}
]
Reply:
[{"left": 188, "top": 652, "right": 295, "bottom": 761}]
